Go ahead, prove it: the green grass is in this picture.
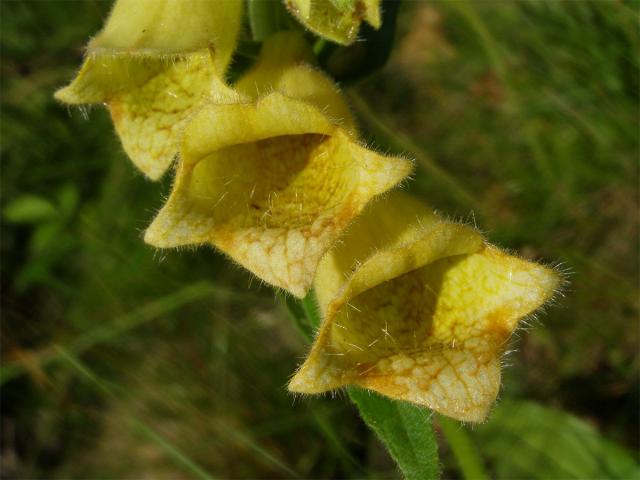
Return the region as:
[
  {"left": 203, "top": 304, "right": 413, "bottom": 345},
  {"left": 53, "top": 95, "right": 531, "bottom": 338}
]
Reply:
[{"left": 2, "top": 0, "right": 638, "bottom": 478}]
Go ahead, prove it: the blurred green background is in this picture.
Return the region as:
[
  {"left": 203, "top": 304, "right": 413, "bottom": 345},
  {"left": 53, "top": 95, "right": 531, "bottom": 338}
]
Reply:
[{"left": 1, "top": 1, "right": 638, "bottom": 478}]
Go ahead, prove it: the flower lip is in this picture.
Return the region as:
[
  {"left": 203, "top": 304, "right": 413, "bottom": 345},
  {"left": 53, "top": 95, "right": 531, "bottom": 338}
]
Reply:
[
  {"left": 289, "top": 192, "right": 560, "bottom": 421},
  {"left": 327, "top": 222, "right": 486, "bottom": 314},
  {"left": 180, "top": 92, "right": 338, "bottom": 166},
  {"left": 145, "top": 93, "right": 412, "bottom": 297},
  {"left": 54, "top": 0, "right": 243, "bottom": 180},
  {"left": 143, "top": 30, "right": 412, "bottom": 297}
]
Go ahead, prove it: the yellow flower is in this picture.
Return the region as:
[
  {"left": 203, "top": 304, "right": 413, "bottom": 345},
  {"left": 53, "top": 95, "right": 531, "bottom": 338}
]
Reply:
[
  {"left": 285, "top": 0, "right": 382, "bottom": 45},
  {"left": 54, "top": 0, "right": 243, "bottom": 180},
  {"left": 289, "top": 192, "right": 560, "bottom": 422},
  {"left": 144, "top": 32, "right": 412, "bottom": 298}
]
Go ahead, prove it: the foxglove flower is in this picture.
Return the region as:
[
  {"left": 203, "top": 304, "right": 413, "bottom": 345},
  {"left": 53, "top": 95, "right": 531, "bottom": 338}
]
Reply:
[
  {"left": 289, "top": 192, "right": 560, "bottom": 421},
  {"left": 55, "top": 0, "right": 243, "bottom": 179},
  {"left": 144, "top": 32, "right": 412, "bottom": 297}
]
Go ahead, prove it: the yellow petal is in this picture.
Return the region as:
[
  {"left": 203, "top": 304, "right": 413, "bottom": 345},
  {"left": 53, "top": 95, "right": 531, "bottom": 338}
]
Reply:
[
  {"left": 285, "top": 0, "right": 383, "bottom": 45},
  {"left": 235, "top": 31, "right": 356, "bottom": 133},
  {"left": 54, "top": 0, "right": 243, "bottom": 180},
  {"left": 144, "top": 93, "right": 412, "bottom": 297},
  {"left": 289, "top": 192, "right": 560, "bottom": 422}
]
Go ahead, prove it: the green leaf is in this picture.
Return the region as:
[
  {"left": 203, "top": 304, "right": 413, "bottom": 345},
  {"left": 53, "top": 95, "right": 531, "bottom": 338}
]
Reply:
[
  {"left": 349, "top": 387, "right": 440, "bottom": 480},
  {"left": 280, "top": 290, "right": 322, "bottom": 341},
  {"left": 476, "top": 400, "right": 640, "bottom": 479},
  {"left": 300, "top": 289, "right": 321, "bottom": 329},
  {"left": 3, "top": 194, "right": 58, "bottom": 223},
  {"left": 281, "top": 293, "right": 314, "bottom": 341}
]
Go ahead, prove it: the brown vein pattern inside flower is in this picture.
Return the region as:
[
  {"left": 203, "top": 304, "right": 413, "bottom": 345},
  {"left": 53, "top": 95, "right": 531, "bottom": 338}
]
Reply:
[
  {"left": 109, "top": 54, "right": 216, "bottom": 179},
  {"left": 144, "top": 95, "right": 412, "bottom": 297},
  {"left": 290, "top": 241, "right": 558, "bottom": 421}
]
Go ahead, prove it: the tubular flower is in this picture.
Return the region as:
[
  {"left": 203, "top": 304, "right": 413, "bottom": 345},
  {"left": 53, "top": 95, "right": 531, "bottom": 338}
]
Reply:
[
  {"left": 289, "top": 193, "right": 560, "bottom": 422},
  {"left": 54, "top": 0, "right": 243, "bottom": 180},
  {"left": 144, "top": 32, "right": 412, "bottom": 298},
  {"left": 285, "top": 0, "right": 382, "bottom": 45}
]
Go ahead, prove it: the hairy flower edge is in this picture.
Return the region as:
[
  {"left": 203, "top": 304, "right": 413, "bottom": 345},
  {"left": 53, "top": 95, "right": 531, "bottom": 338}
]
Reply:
[
  {"left": 289, "top": 192, "right": 560, "bottom": 422},
  {"left": 144, "top": 93, "right": 412, "bottom": 297},
  {"left": 54, "top": 0, "right": 243, "bottom": 180},
  {"left": 144, "top": 31, "right": 410, "bottom": 297}
]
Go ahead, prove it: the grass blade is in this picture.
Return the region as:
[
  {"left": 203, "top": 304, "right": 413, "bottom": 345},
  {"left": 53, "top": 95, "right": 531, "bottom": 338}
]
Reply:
[
  {"left": 55, "top": 346, "right": 216, "bottom": 480},
  {"left": 1, "top": 282, "right": 220, "bottom": 384}
]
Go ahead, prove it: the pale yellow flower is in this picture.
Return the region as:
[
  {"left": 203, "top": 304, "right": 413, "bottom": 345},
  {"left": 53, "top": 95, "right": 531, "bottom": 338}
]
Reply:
[
  {"left": 55, "top": 0, "right": 243, "bottom": 180},
  {"left": 289, "top": 192, "right": 560, "bottom": 422},
  {"left": 285, "top": 0, "right": 382, "bottom": 45},
  {"left": 144, "top": 32, "right": 412, "bottom": 297}
]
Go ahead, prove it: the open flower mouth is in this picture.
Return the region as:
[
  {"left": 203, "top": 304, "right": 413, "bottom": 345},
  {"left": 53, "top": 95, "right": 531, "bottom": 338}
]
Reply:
[
  {"left": 145, "top": 97, "right": 412, "bottom": 297},
  {"left": 289, "top": 193, "right": 560, "bottom": 422},
  {"left": 187, "top": 133, "right": 353, "bottom": 230}
]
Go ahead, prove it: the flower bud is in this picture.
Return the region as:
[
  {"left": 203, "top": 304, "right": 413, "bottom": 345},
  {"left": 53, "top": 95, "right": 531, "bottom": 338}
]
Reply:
[
  {"left": 55, "top": 0, "right": 243, "bottom": 180},
  {"left": 285, "top": 0, "right": 381, "bottom": 45},
  {"left": 289, "top": 193, "right": 560, "bottom": 422}
]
